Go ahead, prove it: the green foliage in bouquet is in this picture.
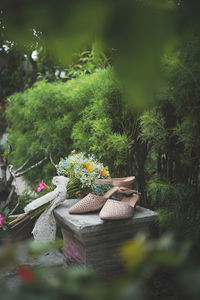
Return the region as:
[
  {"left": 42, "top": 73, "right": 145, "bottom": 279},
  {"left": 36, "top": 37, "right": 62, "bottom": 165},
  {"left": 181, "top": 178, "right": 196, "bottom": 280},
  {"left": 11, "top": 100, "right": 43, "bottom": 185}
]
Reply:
[{"left": 57, "top": 152, "right": 111, "bottom": 198}]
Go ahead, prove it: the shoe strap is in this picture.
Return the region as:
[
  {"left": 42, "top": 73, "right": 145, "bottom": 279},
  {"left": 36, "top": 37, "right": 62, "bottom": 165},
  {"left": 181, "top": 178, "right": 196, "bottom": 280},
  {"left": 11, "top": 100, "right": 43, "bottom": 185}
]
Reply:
[
  {"left": 104, "top": 186, "right": 119, "bottom": 199},
  {"left": 95, "top": 176, "right": 135, "bottom": 186},
  {"left": 118, "top": 187, "right": 141, "bottom": 196},
  {"left": 95, "top": 178, "right": 113, "bottom": 185}
]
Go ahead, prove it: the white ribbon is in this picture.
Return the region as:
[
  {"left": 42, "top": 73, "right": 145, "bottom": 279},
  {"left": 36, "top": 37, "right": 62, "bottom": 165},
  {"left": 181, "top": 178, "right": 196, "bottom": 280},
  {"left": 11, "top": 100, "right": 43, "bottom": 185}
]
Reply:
[{"left": 24, "top": 176, "right": 69, "bottom": 242}]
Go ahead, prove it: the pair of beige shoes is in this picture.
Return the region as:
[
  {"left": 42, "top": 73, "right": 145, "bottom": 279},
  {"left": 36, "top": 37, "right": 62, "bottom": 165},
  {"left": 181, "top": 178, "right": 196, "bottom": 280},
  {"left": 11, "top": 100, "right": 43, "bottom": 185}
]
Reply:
[{"left": 69, "top": 177, "right": 140, "bottom": 220}]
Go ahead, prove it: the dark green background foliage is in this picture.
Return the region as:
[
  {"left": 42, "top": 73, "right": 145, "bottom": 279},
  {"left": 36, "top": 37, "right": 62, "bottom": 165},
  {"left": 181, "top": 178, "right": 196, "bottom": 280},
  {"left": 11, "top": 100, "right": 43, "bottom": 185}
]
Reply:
[
  {"left": 140, "top": 32, "right": 200, "bottom": 243},
  {"left": 0, "top": 44, "right": 26, "bottom": 136}
]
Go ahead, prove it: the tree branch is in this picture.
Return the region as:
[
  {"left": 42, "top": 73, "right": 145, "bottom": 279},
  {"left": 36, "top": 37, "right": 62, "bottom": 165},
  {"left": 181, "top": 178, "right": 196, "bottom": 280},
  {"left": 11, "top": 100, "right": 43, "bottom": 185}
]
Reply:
[
  {"left": 49, "top": 152, "right": 57, "bottom": 168},
  {"left": 7, "top": 165, "right": 15, "bottom": 186},
  {"left": 15, "top": 155, "right": 48, "bottom": 177},
  {"left": 2, "top": 186, "right": 15, "bottom": 209},
  {"left": 9, "top": 196, "right": 20, "bottom": 215},
  {"left": 15, "top": 150, "right": 44, "bottom": 173}
]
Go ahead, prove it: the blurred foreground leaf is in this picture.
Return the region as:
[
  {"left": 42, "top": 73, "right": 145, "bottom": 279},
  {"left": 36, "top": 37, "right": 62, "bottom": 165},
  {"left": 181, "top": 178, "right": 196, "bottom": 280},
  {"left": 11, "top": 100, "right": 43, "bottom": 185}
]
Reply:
[{"left": 1, "top": 0, "right": 179, "bottom": 109}]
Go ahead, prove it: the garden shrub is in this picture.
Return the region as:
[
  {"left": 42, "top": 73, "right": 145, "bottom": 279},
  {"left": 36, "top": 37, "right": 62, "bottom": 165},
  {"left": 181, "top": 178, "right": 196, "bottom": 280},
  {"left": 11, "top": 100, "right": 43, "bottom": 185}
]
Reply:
[{"left": 7, "top": 68, "right": 131, "bottom": 188}]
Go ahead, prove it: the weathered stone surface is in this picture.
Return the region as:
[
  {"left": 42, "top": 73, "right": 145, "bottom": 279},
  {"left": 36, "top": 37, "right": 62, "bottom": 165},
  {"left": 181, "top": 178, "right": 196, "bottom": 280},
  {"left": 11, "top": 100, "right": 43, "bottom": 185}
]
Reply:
[{"left": 54, "top": 199, "right": 157, "bottom": 277}]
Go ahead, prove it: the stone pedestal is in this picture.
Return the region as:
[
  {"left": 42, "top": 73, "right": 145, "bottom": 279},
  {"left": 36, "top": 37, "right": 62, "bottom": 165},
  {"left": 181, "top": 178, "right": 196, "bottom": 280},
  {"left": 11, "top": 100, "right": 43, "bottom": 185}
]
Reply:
[{"left": 54, "top": 199, "right": 157, "bottom": 278}]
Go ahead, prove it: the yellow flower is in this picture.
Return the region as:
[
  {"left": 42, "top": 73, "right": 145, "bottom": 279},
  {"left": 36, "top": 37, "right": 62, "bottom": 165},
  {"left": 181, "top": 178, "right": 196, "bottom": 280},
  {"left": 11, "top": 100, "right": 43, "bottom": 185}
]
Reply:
[
  {"left": 120, "top": 236, "right": 146, "bottom": 270},
  {"left": 85, "top": 163, "right": 93, "bottom": 173},
  {"left": 102, "top": 169, "right": 110, "bottom": 178}
]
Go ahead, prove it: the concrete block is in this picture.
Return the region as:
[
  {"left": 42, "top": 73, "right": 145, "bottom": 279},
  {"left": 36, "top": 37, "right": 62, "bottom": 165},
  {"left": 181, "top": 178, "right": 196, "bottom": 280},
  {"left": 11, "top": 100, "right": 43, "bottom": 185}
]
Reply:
[{"left": 54, "top": 199, "right": 157, "bottom": 277}]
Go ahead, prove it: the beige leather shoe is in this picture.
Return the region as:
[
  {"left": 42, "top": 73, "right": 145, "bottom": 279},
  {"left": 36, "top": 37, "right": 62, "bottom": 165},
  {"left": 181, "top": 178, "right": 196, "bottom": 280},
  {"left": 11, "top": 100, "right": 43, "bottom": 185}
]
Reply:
[
  {"left": 99, "top": 190, "right": 140, "bottom": 220},
  {"left": 69, "top": 186, "right": 119, "bottom": 214},
  {"left": 95, "top": 176, "right": 135, "bottom": 189}
]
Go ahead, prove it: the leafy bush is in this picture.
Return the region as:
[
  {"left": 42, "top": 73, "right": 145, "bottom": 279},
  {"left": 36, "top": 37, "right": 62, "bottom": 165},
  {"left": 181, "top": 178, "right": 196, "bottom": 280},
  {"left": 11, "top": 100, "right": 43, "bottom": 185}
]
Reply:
[
  {"left": 140, "top": 108, "right": 168, "bottom": 153},
  {"left": 7, "top": 68, "right": 131, "bottom": 188}
]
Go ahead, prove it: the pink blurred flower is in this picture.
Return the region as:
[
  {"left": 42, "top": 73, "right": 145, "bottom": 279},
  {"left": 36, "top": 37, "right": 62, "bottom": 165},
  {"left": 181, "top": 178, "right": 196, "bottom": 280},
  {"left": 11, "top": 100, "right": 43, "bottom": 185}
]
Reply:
[
  {"left": 36, "top": 180, "right": 50, "bottom": 193},
  {"left": 0, "top": 214, "right": 5, "bottom": 226},
  {"left": 18, "top": 266, "right": 35, "bottom": 283}
]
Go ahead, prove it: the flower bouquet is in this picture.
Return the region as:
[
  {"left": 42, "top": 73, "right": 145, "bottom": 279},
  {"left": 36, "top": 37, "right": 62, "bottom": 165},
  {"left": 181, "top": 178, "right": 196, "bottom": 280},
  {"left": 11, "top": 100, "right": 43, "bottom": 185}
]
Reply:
[
  {"left": 5, "top": 181, "right": 51, "bottom": 236},
  {"left": 6, "top": 152, "right": 111, "bottom": 236},
  {"left": 56, "top": 151, "right": 111, "bottom": 198}
]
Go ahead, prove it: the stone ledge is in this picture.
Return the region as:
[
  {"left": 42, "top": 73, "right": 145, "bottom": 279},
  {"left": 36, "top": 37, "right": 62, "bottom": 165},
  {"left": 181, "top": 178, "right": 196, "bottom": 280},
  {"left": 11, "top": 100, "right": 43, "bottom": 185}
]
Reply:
[{"left": 54, "top": 199, "right": 158, "bottom": 234}]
